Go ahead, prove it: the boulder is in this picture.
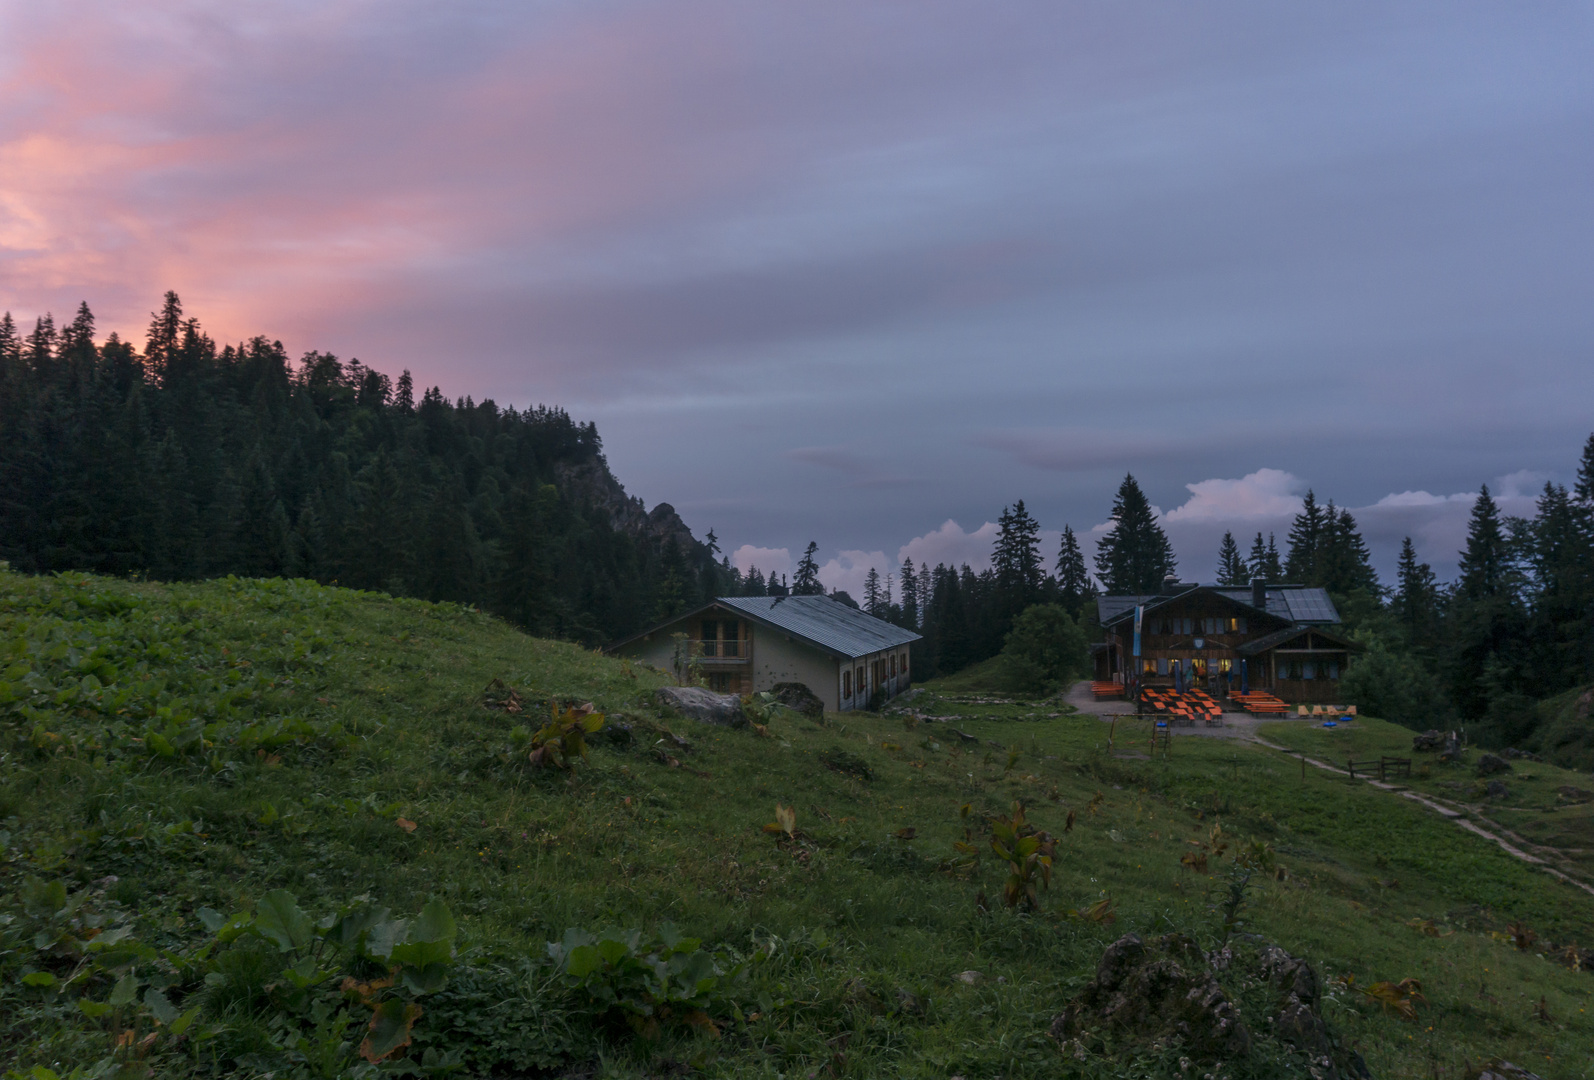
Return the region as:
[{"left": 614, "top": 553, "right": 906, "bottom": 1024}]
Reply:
[
  {"left": 1413, "top": 730, "right": 1445, "bottom": 752},
  {"left": 1049, "top": 933, "right": 1250, "bottom": 1061},
  {"left": 1485, "top": 780, "right": 1509, "bottom": 799},
  {"left": 654, "top": 686, "right": 746, "bottom": 727},
  {"left": 771, "top": 681, "right": 825, "bottom": 719},
  {"left": 1477, "top": 754, "right": 1512, "bottom": 777},
  {"left": 1501, "top": 748, "right": 1543, "bottom": 762}
]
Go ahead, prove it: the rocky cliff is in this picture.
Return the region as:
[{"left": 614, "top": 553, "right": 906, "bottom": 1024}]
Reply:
[{"left": 552, "top": 458, "right": 704, "bottom": 557}]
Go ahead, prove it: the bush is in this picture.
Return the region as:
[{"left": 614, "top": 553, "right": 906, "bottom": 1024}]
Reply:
[
  {"left": 1339, "top": 634, "right": 1451, "bottom": 730},
  {"left": 997, "top": 604, "right": 1087, "bottom": 696}
]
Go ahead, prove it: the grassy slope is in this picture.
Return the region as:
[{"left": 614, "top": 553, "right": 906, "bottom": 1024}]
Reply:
[{"left": 2, "top": 570, "right": 1592, "bottom": 1078}]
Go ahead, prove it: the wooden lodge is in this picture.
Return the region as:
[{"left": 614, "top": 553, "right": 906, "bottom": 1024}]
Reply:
[{"left": 1093, "top": 578, "right": 1361, "bottom": 705}]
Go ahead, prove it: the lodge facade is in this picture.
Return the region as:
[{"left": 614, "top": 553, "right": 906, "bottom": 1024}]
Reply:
[
  {"left": 1093, "top": 579, "right": 1361, "bottom": 705},
  {"left": 606, "top": 594, "right": 920, "bottom": 713}
]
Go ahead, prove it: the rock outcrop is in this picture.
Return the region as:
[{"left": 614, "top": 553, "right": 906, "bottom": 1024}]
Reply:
[
  {"left": 1051, "top": 935, "right": 1368, "bottom": 1077},
  {"left": 654, "top": 686, "right": 745, "bottom": 727},
  {"left": 552, "top": 459, "right": 702, "bottom": 556},
  {"left": 1049, "top": 934, "right": 1250, "bottom": 1060}
]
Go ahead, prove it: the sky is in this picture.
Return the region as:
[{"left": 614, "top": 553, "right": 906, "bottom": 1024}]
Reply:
[{"left": 3, "top": 1, "right": 1591, "bottom": 601}]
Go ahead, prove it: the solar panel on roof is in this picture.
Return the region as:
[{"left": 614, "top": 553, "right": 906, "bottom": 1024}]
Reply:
[{"left": 1282, "top": 589, "right": 1339, "bottom": 622}]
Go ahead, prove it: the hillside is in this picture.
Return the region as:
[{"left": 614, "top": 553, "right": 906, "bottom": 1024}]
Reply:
[{"left": 2, "top": 568, "right": 1592, "bottom": 1079}]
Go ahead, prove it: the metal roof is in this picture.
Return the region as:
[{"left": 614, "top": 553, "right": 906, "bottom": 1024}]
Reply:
[
  {"left": 714, "top": 595, "right": 920, "bottom": 659},
  {"left": 1237, "top": 624, "right": 1361, "bottom": 655},
  {"left": 1099, "top": 584, "right": 1341, "bottom": 627},
  {"left": 1096, "top": 595, "right": 1157, "bottom": 625}
]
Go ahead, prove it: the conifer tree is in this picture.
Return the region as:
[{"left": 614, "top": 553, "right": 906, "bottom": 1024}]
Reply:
[
  {"left": 1284, "top": 490, "right": 1325, "bottom": 584},
  {"left": 1093, "top": 474, "right": 1176, "bottom": 593},
  {"left": 145, "top": 291, "right": 184, "bottom": 379},
  {"left": 1216, "top": 531, "right": 1249, "bottom": 586},
  {"left": 1394, "top": 537, "right": 1440, "bottom": 650},
  {"left": 395, "top": 370, "right": 415, "bottom": 413},
  {"left": 863, "top": 567, "right": 883, "bottom": 616},
  {"left": 792, "top": 541, "right": 823, "bottom": 594},
  {"left": 1457, "top": 485, "right": 1509, "bottom": 601},
  {"left": 993, "top": 500, "right": 1044, "bottom": 599},
  {"left": 745, "top": 566, "right": 767, "bottom": 596},
  {"left": 900, "top": 558, "right": 919, "bottom": 628},
  {"left": 0, "top": 312, "right": 19, "bottom": 366},
  {"left": 1317, "top": 506, "right": 1379, "bottom": 596},
  {"left": 1055, "top": 525, "right": 1095, "bottom": 617}
]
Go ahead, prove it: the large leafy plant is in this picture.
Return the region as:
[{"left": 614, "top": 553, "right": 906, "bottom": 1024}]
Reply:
[
  {"left": 200, "top": 889, "right": 459, "bottom": 1065},
  {"left": 989, "top": 802, "right": 1057, "bottom": 911},
  {"left": 545, "top": 925, "right": 745, "bottom": 1041}
]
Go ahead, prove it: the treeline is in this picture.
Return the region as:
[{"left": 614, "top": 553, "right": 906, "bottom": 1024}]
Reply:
[{"left": 0, "top": 294, "right": 727, "bottom": 643}]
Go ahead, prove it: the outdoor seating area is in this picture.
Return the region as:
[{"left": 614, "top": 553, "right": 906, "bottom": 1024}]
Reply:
[
  {"left": 1140, "top": 688, "right": 1224, "bottom": 726},
  {"left": 1090, "top": 681, "right": 1126, "bottom": 699},
  {"left": 1231, "top": 691, "right": 1289, "bottom": 714}
]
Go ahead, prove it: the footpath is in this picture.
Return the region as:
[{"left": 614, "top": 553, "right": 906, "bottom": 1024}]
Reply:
[{"left": 1250, "top": 735, "right": 1594, "bottom": 899}]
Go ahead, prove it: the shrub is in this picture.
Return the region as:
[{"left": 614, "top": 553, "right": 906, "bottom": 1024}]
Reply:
[{"left": 996, "top": 604, "right": 1087, "bottom": 696}]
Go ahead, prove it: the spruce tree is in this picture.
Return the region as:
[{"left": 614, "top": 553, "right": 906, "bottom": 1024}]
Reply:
[
  {"left": 900, "top": 558, "right": 919, "bottom": 628},
  {"left": 1216, "top": 531, "right": 1249, "bottom": 586},
  {"left": 145, "top": 291, "right": 184, "bottom": 380},
  {"left": 792, "top": 541, "right": 823, "bottom": 595},
  {"left": 863, "top": 567, "right": 883, "bottom": 616},
  {"left": 1457, "top": 485, "right": 1509, "bottom": 601},
  {"left": 1284, "top": 490, "right": 1325, "bottom": 584},
  {"left": 0, "top": 312, "right": 19, "bottom": 366},
  {"left": 1093, "top": 474, "right": 1176, "bottom": 593},
  {"left": 1317, "top": 506, "right": 1379, "bottom": 596},
  {"left": 1055, "top": 525, "right": 1095, "bottom": 617},
  {"left": 993, "top": 500, "right": 1044, "bottom": 599},
  {"left": 1394, "top": 537, "right": 1440, "bottom": 651}
]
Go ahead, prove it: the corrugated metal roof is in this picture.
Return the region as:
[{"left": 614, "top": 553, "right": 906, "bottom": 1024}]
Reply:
[{"left": 716, "top": 595, "right": 920, "bottom": 658}]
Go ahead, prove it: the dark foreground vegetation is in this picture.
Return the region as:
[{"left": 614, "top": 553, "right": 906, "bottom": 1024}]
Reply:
[{"left": 3, "top": 568, "right": 1592, "bottom": 1078}]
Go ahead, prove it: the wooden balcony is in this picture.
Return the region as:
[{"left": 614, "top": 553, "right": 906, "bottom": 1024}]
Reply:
[{"left": 688, "top": 639, "right": 749, "bottom": 663}]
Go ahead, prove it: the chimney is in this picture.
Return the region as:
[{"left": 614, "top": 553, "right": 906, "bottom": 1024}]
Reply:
[
  {"left": 1162, "top": 575, "right": 1180, "bottom": 594},
  {"left": 1252, "top": 579, "right": 1267, "bottom": 610}
]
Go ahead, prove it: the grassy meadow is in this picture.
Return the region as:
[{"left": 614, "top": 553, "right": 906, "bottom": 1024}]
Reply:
[{"left": 2, "top": 568, "right": 1591, "bottom": 1078}]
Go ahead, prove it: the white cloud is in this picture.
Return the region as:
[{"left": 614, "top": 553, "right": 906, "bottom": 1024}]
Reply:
[
  {"left": 730, "top": 544, "right": 791, "bottom": 577},
  {"left": 897, "top": 518, "right": 999, "bottom": 572},
  {"left": 817, "top": 550, "right": 892, "bottom": 600},
  {"left": 1163, "top": 468, "right": 1303, "bottom": 522}
]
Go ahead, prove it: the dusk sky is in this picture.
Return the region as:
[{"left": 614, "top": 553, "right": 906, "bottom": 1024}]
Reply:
[{"left": 4, "top": 2, "right": 1591, "bottom": 598}]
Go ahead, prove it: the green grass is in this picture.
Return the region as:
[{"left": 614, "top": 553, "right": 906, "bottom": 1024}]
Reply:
[{"left": 3, "top": 569, "right": 1592, "bottom": 1078}]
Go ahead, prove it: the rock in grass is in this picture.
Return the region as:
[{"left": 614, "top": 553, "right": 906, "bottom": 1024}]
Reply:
[
  {"left": 771, "top": 681, "right": 824, "bottom": 719},
  {"left": 1485, "top": 779, "right": 1510, "bottom": 799},
  {"left": 654, "top": 686, "right": 746, "bottom": 727},
  {"left": 1477, "top": 753, "right": 1512, "bottom": 777}
]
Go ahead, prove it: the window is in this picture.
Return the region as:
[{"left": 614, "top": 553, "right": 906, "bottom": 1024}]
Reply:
[
  {"left": 1157, "top": 658, "right": 1169, "bottom": 675},
  {"left": 700, "top": 620, "right": 718, "bottom": 657},
  {"left": 1327, "top": 662, "right": 1339, "bottom": 680},
  {"left": 889, "top": 654, "right": 897, "bottom": 677},
  {"left": 900, "top": 652, "right": 909, "bottom": 677},
  {"left": 1142, "top": 658, "right": 1157, "bottom": 675},
  {"left": 856, "top": 667, "right": 865, "bottom": 693},
  {"left": 1226, "top": 617, "right": 1247, "bottom": 634},
  {"left": 1303, "top": 662, "right": 1316, "bottom": 680},
  {"left": 1183, "top": 618, "right": 1194, "bottom": 635},
  {"left": 721, "top": 621, "right": 738, "bottom": 657},
  {"left": 843, "top": 670, "right": 852, "bottom": 697},
  {"left": 1218, "top": 659, "right": 1232, "bottom": 673}
]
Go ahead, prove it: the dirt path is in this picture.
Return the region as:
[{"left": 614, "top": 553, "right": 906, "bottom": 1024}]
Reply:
[{"left": 1250, "top": 735, "right": 1594, "bottom": 899}]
